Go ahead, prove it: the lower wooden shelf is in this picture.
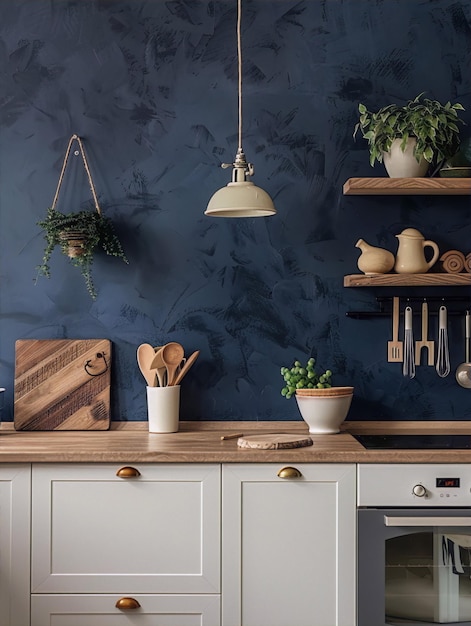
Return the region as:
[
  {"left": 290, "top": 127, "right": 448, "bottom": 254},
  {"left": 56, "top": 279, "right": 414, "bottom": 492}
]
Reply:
[
  {"left": 343, "top": 177, "right": 471, "bottom": 195},
  {"left": 344, "top": 274, "right": 471, "bottom": 287}
]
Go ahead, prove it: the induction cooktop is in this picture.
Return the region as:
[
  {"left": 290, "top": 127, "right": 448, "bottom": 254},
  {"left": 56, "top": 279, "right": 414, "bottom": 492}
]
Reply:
[{"left": 353, "top": 434, "right": 471, "bottom": 450}]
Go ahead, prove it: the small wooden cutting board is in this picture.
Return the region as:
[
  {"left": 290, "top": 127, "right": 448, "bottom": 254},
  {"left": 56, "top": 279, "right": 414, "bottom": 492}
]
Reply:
[
  {"left": 14, "top": 339, "right": 112, "bottom": 431},
  {"left": 237, "top": 433, "right": 313, "bottom": 450}
]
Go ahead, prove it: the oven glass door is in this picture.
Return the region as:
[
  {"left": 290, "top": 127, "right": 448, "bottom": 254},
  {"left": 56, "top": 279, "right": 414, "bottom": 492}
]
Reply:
[{"left": 358, "top": 509, "right": 471, "bottom": 626}]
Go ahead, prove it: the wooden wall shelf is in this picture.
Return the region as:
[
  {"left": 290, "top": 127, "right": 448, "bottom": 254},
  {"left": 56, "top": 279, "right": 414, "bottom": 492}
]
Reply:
[
  {"left": 343, "top": 177, "right": 471, "bottom": 195},
  {"left": 344, "top": 274, "right": 471, "bottom": 287}
]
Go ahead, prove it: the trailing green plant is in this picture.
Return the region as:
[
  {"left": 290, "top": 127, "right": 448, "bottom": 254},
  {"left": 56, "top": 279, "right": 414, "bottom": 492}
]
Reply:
[
  {"left": 280, "top": 357, "right": 333, "bottom": 399},
  {"left": 353, "top": 93, "right": 465, "bottom": 167},
  {"left": 36, "top": 207, "right": 129, "bottom": 299}
]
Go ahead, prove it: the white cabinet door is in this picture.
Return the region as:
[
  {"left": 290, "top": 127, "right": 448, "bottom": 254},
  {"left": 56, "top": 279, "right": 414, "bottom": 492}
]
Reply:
[
  {"left": 222, "top": 463, "right": 356, "bottom": 626},
  {"left": 32, "top": 464, "right": 220, "bottom": 594},
  {"left": 0, "top": 464, "right": 30, "bottom": 626},
  {"left": 31, "top": 594, "right": 220, "bottom": 625}
]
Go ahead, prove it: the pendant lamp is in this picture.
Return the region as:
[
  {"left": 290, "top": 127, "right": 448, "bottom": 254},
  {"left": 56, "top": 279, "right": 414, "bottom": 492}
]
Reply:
[{"left": 205, "top": 0, "right": 276, "bottom": 217}]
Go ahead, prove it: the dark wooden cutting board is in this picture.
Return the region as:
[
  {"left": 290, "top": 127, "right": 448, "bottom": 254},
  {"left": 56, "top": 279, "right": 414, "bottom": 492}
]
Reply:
[{"left": 14, "top": 339, "right": 112, "bottom": 431}]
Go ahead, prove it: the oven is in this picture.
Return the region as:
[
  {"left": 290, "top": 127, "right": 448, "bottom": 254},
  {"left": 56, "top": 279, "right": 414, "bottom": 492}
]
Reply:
[{"left": 358, "top": 463, "right": 471, "bottom": 626}]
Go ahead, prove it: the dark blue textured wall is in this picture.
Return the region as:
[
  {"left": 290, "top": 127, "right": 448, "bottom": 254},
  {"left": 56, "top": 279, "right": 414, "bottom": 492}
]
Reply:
[{"left": 1, "top": 0, "right": 470, "bottom": 423}]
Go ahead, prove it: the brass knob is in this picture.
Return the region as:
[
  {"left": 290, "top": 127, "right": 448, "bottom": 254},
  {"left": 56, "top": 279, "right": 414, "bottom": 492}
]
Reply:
[
  {"left": 277, "top": 466, "right": 302, "bottom": 479},
  {"left": 116, "top": 466, "right": 141, "bottom": 478},
  {"left": 115, "top": 597, "right": 141, "bottom": 610}
]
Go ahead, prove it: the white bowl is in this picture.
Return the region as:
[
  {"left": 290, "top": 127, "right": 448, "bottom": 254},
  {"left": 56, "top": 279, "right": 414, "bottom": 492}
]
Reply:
[{"left": 295, "top": 393, "right": 353, "bottom": 434}]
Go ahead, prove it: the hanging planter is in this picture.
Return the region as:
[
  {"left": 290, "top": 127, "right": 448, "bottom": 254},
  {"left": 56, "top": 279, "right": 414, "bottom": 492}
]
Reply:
[{"left": 36, "top": 134, "right": 128, "bottom": 299}]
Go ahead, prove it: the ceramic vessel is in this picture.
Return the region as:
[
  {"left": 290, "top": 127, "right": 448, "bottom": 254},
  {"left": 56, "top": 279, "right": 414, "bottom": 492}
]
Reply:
[
  {"left": 146, "top": 385, "right": 180, "bottom": 433},
  {"left": 295, "top": 390, "right": 353, "bottom": 434},
  {"left": 394, "top": 228, "right": 440, "bottom": 274},
  {"left": 355, "top": 238, "right": 395, "bottom": 275},
  {"left": 383, "top": 138, "right": 429, "bottom": 178},
  {"left": 59, "top": 230, "right": 87, "bottom": 258}
]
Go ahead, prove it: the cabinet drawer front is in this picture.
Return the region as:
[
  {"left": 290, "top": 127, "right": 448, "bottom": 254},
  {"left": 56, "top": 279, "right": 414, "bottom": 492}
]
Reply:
[
  {"left": 31, "top": 594, "right": 220, "bottom": 625},
  {"left": 32, "top": 464, "right": 220, "bottom": 594}
]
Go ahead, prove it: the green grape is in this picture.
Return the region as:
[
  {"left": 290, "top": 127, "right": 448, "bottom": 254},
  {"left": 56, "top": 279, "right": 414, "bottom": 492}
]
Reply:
[
  {"left": 294, "top": 360, "right": 301, "bottom": 367},
  {"left": 281, "top": 387, "right": 288, "bottom": 396}
]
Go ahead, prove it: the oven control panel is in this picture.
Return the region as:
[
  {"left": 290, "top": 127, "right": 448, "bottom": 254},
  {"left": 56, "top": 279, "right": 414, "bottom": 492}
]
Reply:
[{"left": 358, "top": 464, "right": 471, "bottom": 507}]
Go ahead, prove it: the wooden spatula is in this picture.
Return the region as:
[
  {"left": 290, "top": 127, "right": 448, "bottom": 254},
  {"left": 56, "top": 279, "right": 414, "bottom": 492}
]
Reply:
[
  {"left": 387, "top": 296, "right": 403, "bottom": 362},
  {"left": 137, "top": 343, "right": 157, "bottom": 386},
  {"left": 415, "top": 301, "right": 434, "bottom": 365},
  {"left": 171, "top": 350, "right": 200, "bottom": 386}
]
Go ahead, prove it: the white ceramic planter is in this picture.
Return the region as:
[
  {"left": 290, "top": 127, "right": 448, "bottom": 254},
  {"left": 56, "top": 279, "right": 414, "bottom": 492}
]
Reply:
[
  {"left": 295, "top": 392, "right": 353, "bottom": 434},
  {"left": 383, "top": 138, "right": 429, "bottom": 178}
]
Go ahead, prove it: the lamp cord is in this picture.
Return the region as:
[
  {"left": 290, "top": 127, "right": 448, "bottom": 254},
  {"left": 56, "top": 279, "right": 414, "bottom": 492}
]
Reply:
[{"left": 237, "top": 0, "right": 243, "bottom": 152}]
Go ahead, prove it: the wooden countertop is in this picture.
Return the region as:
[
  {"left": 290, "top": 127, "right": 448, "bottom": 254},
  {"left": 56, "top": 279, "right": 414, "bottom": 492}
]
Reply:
[{"left": 1, "top": 420, "right": 471, "bottom": 463}]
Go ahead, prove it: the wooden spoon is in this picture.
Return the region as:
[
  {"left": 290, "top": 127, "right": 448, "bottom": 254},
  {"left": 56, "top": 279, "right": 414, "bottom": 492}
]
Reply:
[
  {"left": 160, "top": 342, "right": 185, "bottom": 386},
  {"left": 171, "top": 350, "right": 200, "bottom": 386},
  {"left": 137, "top": 343, "right": 157, "bottom": 386},
  {"left": 150, "top": 347, "right": 167, "bottom": 387}
]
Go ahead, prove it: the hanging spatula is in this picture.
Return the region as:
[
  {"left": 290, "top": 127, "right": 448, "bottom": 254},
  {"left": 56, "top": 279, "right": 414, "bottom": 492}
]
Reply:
[
  {"left": 387, "top": 296, "right": 403, "bottom": 362},
  {"left": 415, "top": 301, "right": 434, "bottom": 366}
]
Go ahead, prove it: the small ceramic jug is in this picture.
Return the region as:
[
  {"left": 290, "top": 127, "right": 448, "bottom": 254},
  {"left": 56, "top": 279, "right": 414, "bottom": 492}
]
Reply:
[
  {"left": 394, "top": 228, "right": 439, "bottom": 274},
  {"left": 355, "top": 239, "right": 395, "bottom": 275}
]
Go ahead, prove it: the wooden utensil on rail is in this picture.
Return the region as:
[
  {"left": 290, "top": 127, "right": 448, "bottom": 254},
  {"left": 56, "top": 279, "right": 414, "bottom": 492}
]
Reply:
[
  {"left": 415, "top": 301, "right": 434, "bottom": 365},
  {"left": 387, "top": 296, "right": 403, "bottom": 363},
  {"left": 171, "top": 350, "right": 200, "bottom": 386}
]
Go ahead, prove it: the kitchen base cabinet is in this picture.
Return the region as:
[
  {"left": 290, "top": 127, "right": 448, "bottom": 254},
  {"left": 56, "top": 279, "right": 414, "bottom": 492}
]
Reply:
[
  {"left": 222, "top": 463, "right": 356, "bottom": 626},
  {"left": 31, "top": 594, "right": 220, "bottom": 625},
  {"left": 0, "top": 464, "right": 31, "bottom": 626},
  {"left": 1, "top": 460, "right": 357, "bottom": 626}
]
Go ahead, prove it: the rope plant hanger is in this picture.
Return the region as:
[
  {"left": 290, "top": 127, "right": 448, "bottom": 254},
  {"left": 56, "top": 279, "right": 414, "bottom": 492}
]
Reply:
[{"left": 36, "top": 134, "right": 128, "bottom": 299}]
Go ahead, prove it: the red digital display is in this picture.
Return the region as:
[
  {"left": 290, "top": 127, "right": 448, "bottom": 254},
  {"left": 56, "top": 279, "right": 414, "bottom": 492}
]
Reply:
[{"left": 436, "top": 478, "right": 460, "bottom": 488}]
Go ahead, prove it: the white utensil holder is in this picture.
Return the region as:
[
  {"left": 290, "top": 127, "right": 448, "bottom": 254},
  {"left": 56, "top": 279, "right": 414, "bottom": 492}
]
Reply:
[{"left": 146, "top": 385, "right": 180, "bottom": 433}]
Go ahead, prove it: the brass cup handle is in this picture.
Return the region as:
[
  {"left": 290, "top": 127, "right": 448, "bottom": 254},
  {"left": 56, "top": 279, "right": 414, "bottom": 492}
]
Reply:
[
  {"left": 116, "top": 466, "right": 141, "bottom": 478},
  {"left": 115, "top": 597, "right": 141, "bottom": 610},
  {"left": 277, "top": 466, "right": 302, "bottom": 479}
]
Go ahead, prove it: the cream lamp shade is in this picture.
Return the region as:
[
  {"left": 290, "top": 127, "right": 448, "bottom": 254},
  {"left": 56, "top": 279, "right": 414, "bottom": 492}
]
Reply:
[{"left": 205, "top": 151, "right": 276, "bottom": 217}]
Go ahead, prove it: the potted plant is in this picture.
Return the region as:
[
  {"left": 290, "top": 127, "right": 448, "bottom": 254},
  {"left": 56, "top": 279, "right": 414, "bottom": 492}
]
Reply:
[
  {"left": 36, "top": 134, "right": 129, "bottom": 299},
  {"left": 353, "top": 93, "right": 465, "bottom": 177},
  {"left": 37, "top": 206, "right": 128, "bottom": 299},
  {"left": 280, "top": 357, "right": 353, "bottom": 434}
]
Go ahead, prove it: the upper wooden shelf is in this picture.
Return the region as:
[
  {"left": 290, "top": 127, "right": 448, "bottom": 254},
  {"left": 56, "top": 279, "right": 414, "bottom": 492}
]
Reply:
[
  {"left": 344, "top": 273, "right": 471, "bottom": 287},
  {"left": 343, "top": 177, "right": 471, "bottom": 195}
]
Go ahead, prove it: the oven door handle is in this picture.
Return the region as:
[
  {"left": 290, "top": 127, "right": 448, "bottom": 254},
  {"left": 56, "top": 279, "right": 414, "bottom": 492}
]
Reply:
[{"left": 384, "top": 516, "right": 471, "bottom": 527}]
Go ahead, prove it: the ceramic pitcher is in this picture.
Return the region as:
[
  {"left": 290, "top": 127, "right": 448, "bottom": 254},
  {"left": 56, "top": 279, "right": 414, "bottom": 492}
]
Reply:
[{"left": 394, "top": 228, "right": 439, "bottom": 274}]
